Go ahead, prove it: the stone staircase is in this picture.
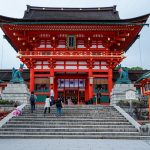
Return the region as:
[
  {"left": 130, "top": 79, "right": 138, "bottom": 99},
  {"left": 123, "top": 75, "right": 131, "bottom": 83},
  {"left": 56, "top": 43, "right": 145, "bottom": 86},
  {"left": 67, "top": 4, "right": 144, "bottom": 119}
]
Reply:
[{"left": 0, "top": 105, "right": 149, "bottom": 139}]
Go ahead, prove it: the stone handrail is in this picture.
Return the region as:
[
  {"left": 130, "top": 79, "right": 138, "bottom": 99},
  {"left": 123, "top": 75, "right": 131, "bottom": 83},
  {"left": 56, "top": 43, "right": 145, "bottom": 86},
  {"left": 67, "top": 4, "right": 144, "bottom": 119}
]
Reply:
[
  {"left": 0, "top": 103, "right": 26, "bottom": 128},
  {"left": 114, "top": 105, "right": 141, "bottom": 132}
]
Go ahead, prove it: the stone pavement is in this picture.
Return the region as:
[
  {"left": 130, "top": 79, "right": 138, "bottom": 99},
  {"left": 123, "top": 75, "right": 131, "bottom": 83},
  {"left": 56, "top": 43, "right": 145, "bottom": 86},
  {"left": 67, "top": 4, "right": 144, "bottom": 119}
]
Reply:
[{"left": 0, "top": 139, "right": 150, "bottom": 150}]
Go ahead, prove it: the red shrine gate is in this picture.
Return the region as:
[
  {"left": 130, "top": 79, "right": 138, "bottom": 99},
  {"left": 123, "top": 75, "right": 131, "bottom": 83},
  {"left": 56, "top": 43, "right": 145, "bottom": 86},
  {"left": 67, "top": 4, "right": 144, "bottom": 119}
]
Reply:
[{"left": 0, "top": 6, "right": 149, "bottom": 104}]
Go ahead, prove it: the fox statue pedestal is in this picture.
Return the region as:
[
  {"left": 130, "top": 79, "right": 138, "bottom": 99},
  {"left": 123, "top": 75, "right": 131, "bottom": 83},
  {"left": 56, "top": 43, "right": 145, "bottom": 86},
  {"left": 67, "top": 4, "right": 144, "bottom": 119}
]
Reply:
[
  {"left": 110, "top": 84, "right": 137, "bottom": 105},
  {"left": 2, "top": 83, "right": 30, "bottom": 104},
  {"left": 111, "top": 65, "right": 138, "bottom": 105}
]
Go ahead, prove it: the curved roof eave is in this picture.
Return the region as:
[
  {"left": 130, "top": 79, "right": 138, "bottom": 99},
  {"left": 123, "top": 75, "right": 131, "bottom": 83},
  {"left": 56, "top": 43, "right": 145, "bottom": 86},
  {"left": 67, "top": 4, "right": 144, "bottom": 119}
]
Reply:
[
  {"left": 0, "top": 14, "right": 149, "bottom": 25},
  {"left": 136, "top": 71, "right": 150, "bottom": 83}
]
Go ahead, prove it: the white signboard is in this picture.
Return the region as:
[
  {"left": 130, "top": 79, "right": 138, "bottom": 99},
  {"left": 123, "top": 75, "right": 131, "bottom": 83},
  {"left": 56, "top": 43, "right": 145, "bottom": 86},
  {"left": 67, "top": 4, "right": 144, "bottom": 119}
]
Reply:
[{"left": 126, "top": 90, "right": 136, "bottom": 100}]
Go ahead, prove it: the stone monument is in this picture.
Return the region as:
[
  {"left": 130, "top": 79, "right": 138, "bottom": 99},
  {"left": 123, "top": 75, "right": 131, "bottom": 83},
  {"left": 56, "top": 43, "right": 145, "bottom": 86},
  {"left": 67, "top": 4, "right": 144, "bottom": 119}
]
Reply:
[
  {"left": 2, "top": 64, "right": 30, "bottom": 104},
  {"left": 111, "top": 65, "right": 137, "bottom": 105}
]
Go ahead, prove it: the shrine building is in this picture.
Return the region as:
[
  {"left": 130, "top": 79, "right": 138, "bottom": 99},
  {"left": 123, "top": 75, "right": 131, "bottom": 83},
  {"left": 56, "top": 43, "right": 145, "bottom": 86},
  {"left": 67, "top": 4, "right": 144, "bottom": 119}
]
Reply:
[
  {"left": 0, "top": 5, "right": 149, "bottom": 104},
  {"left": 136, "top": 71, "right": 150, "bottom": 119}
]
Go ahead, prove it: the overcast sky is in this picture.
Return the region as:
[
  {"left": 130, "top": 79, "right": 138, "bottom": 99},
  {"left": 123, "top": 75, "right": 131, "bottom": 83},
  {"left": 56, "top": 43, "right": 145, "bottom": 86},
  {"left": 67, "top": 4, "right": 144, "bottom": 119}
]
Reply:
[{"left": 0, "top": 0, "right": 150, "bottom": 69}]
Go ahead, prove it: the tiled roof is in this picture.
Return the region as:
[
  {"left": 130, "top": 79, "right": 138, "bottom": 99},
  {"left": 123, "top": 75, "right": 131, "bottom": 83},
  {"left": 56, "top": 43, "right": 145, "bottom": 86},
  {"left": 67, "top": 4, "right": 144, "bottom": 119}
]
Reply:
[
  {"left": 136, "top": 71, "right": 150, "bottom": 82},
  {"left": 23, "top": 5, "right": 120, "bottom": 21},
  {"left": 0, "top": 69, "right": 30, "bottom": 82}
]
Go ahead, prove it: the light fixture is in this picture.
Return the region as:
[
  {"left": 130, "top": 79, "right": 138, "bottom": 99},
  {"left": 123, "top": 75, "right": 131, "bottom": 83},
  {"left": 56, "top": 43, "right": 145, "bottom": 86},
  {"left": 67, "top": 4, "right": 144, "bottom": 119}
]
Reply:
[
  {"left": 89, "top": 77, "right": 93, "bottom": 85},
  {"left": 50, "top": 77, "right": 54, "bottom": 84}
]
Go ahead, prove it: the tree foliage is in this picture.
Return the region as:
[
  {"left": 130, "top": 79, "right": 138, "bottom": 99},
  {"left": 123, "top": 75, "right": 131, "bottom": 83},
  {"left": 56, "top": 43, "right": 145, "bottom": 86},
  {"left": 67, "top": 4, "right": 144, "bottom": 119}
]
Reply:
[
  {"left": 130, "top": 67, "right": 143, "bottom": 70},
  {"left": 115, "top": 66, "right": 143, "bottom": 70}
]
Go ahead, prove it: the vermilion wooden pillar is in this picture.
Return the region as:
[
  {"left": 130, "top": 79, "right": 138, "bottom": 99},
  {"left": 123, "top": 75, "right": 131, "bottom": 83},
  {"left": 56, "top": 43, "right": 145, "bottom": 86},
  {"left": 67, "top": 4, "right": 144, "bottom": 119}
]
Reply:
[
  {"left": 30, "top": 68, "right": 34, "bottom": 92},
  {"left": 108, "top": 68, "right": 113, "bottom": 95},
  {"left": 88, "top": 68, "right": 93, "bottom": 100},
  {"left": 54, "top": 77, "right": 58, "bottom": 100},
  {"left": 141, "top": 86, "right": 144, "bottom": 95},
  {"left": 85, "top": 78, "right": 89, "bottom": 102},
  {"left": 50, "top": 67, "right": 54, "bottom": 95}
]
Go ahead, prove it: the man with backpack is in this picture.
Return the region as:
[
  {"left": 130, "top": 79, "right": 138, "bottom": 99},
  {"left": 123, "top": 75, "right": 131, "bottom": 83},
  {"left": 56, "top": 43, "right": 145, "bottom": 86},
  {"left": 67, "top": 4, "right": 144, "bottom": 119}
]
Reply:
[{"left": 30, "top": 91, "right": 37, "bottom": 113}]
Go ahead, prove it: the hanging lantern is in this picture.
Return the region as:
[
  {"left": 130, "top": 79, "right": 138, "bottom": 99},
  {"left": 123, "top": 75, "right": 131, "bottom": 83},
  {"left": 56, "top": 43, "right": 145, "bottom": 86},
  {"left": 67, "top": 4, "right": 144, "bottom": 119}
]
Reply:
[
  {"left": 50, "top": 77, "right": 54, "bottom": 84},
  {"left": 89, "top": 77, "right": 93, "bottom": 85}
]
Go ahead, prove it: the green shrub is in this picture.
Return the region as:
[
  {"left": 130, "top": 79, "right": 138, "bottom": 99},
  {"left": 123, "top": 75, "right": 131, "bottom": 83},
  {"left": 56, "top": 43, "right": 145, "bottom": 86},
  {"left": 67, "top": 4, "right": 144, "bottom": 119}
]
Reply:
[
  {"left": 117, "top": 100, "right": 130, "bottom": 107},
  {"left": 0, "top": 100, "right": 17, "bottom": 105},
  {"left": 132, "top": 100, "right": 146, "bottom": 108}
]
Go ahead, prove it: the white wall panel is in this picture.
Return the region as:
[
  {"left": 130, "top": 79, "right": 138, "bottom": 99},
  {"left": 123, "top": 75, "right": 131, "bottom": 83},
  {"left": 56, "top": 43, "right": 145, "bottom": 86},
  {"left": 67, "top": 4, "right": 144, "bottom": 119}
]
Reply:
[
  {"left": 66, "top": 66, "right": 77, "bottom": 69},
  {"left": 57, "top": 45, "right": 65, "bottom": 48},
  {"left": 56, "top": 61, "right": 64, "bottom": 64},
  {"left": 55, "top": 66, "right": 64, "bottom": 69},
  {"left": 93, "top": 66, "right": 100, "bottom": 69},
  {"left": 94, "top": 61, "right": 99, "bottom": 65},
  {"left": 43, "top": 66, "right": 49, "bottom": 69},
  {"left": 36, "top": 61, "right": 42, "bottom": 64},
  {"left": 43, "top": 61, "right": 48, "bottom": 64},
  {"left": 79, "top": 61, "right": 87, "bottom": 64},
  {"left": 78, "top": 66, "right": 88, "bottom": 69},
  {"left": 35, "top": 65, "right": 41, "bottom": 69},
  {"left": 101, "top": 66, "right": 108, "bottom": 70}
]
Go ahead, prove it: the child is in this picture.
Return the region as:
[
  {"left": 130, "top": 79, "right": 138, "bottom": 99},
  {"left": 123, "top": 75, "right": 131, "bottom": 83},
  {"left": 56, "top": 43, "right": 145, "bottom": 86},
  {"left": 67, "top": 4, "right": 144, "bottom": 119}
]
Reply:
[{"left": 12, "top": 104, "right": 22, "bottom": 117}]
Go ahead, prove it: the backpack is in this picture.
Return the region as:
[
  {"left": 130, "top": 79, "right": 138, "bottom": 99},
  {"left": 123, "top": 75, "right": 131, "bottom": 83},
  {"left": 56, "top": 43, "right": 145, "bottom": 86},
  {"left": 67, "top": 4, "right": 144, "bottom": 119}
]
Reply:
[
  {"left": 56, "top": 100, "right": 62, "bottom": 108},
  {"left": 30, "top": 94, "right": 35, "bottom": 104}
]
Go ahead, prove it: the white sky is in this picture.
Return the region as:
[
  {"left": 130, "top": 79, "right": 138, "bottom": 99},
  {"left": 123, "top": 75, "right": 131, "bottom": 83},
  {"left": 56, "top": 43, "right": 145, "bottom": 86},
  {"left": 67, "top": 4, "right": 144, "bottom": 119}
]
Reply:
[{"left": 0, "top": 0, "right": 150, "bottom": 69}]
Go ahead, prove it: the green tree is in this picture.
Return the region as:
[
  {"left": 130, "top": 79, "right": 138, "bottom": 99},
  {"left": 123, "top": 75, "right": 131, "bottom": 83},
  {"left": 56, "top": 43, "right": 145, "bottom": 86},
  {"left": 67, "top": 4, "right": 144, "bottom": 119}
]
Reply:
[{"left": 130, "top": 67, "right": 143, "bottom": 70}]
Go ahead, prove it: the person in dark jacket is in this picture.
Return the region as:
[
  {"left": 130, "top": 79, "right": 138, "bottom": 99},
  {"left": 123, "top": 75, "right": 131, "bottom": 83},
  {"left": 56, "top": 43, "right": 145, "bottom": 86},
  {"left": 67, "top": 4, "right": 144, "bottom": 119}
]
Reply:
[
  {"left": 56, "top": 97, "right": 63, "bottom": 116},
  {"left": 30, "top": 91, "right": 37, "bottom": 113}
]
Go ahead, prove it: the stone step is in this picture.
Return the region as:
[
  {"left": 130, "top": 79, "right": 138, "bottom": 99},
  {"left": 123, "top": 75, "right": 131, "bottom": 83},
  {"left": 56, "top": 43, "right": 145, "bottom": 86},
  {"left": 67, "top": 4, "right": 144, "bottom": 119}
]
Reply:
[
  {"left": 24, "top": 107, "right": 118, "bottom": 114},
  {"left": 24, "top": 106, "right": 117, "bottom": 109},
  {"left": 24, "top": 106, "right": 117, "bottom": 112},
  {"left": 4, "top": 124, "right": 135, "bottom": 129},
  {"left": 0, "top": 127, "right": 138, "bottom": 132},
  {"left": 20, "top": 113, "right": 123, "bottom": 117},
  {"left": 1, "top": 134, "right": 150, "bottom": 139},
  {"left": 16, "top": 116, "right": 125, "bottom": 119},
  {"left": 23, "top": 111, "right": 120, "bottom": 114},
  {"left": 10, "top": 118, "right": 128, "bottom": 122},
  {"left": 23, "top": 108, "right": 119, "bottom": 111},
  {"left": 22, "top": 113, "right": 122, "bottom": 117},
  {"left": 0, "top": 131, "right": 140, "bottom": 136},
  {"left": 7, "top": 121, "right": 131, "bottom": 125},
  {"left": 25, "top": 105, "right": 114, "bottom": 108}
]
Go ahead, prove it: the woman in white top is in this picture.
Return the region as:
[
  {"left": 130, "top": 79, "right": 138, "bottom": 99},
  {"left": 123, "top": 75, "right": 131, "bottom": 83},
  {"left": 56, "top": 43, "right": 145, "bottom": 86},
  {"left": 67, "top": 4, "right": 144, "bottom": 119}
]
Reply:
[{"left": 44, "top": 96, "right": 51, "bottom": 115}]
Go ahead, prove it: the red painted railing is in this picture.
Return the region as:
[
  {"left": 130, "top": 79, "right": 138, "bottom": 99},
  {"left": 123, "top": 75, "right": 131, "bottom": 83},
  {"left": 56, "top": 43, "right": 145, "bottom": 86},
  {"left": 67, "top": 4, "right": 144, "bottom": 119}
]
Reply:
[{"left": 19, "top": 50, "right": 123, "bottom": 57}]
